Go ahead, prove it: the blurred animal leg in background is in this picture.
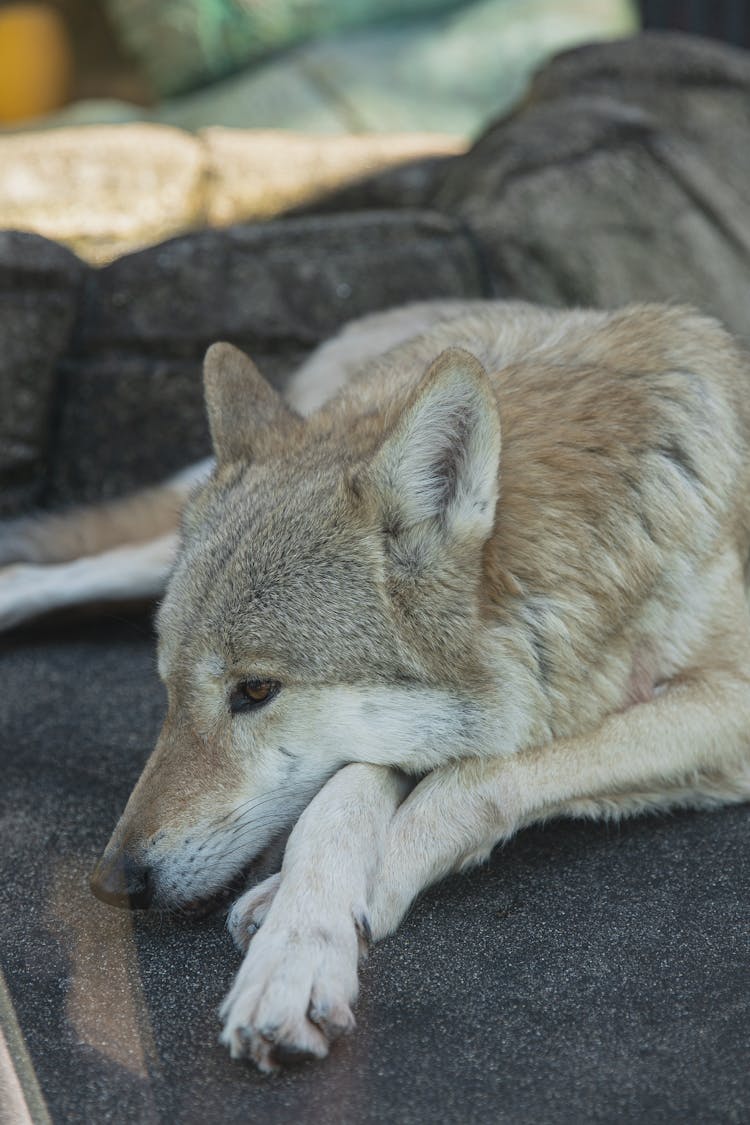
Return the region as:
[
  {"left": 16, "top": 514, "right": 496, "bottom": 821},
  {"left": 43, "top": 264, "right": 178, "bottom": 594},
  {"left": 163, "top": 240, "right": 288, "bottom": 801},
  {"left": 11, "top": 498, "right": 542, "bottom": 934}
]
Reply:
[{"left": 0, "top": 533, "right": 178, "bottom": 631}]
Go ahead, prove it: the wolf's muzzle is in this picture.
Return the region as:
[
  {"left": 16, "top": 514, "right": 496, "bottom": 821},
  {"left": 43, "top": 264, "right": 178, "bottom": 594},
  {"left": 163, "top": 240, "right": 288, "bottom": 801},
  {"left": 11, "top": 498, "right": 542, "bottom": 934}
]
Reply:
[{"left": 90, "top": 850, "right": 153, "bottom": 910}]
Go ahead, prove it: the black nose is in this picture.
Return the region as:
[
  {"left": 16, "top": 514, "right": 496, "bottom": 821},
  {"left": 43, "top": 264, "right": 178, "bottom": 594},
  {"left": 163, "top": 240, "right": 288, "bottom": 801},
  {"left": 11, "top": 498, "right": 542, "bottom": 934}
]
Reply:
[{"left": 90, "top": 850, "right": 153, "bottom": 910}]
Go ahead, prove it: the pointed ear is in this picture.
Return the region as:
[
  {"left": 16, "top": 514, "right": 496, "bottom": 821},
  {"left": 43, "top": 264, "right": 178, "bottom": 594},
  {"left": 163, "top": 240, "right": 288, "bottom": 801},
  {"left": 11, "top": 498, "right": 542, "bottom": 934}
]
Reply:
[
  {"left": 370, "top": 347, "right": 501, "bottom": 544},
  {"left": 203, "top": 342, "right": 301, "bottom": 464}
]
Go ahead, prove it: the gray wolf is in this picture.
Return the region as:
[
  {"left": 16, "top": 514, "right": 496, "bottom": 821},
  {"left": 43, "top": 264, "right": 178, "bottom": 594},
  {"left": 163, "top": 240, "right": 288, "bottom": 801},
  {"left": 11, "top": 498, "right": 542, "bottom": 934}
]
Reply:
[{"left": 2, "top": 300, "right": 750, "bottom": 1072}]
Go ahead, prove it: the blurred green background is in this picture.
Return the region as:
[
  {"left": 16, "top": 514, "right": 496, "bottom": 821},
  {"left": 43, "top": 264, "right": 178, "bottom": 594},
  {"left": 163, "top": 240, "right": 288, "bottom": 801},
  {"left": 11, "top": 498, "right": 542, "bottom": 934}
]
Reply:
[{"left": 1, "top": 0, "right": 638, "bottom": 135}]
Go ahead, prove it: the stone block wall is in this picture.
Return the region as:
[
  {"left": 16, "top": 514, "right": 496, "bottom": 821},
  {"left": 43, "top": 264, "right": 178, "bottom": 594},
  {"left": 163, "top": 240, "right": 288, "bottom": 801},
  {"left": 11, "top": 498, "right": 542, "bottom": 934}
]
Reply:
[{"left": 3, "top": 33, "right": 750, "bottom": 517}]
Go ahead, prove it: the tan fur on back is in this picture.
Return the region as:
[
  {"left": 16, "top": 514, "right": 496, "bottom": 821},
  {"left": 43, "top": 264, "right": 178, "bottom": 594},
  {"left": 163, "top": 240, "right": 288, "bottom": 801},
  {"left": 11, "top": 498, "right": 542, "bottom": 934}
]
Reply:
[{"left": 283, "top": 302, "right": 750, "bottom": 741}]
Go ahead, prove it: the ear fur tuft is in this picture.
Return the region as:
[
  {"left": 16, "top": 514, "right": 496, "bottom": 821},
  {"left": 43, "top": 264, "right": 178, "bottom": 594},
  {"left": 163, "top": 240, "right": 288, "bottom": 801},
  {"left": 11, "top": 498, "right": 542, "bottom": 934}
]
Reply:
[
  {"left": 203, "top": 342, "right": 300, "bottom": 464},
  {"left": 372, "top": 347, "right": 501, "bottom": 546}
]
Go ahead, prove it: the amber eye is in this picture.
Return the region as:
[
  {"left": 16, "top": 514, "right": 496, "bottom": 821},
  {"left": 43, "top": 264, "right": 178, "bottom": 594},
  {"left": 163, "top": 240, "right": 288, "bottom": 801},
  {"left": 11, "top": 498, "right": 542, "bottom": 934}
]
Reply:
[{"left": 229, "top": 679, "right": 280, "bottom": 714}]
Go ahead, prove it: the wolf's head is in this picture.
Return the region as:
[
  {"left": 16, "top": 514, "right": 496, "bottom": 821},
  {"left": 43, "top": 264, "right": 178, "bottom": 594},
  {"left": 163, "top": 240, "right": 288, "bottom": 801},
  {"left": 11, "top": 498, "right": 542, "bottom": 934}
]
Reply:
[{"left": 91, "top": 340, "right": 502, "bottom": 911}]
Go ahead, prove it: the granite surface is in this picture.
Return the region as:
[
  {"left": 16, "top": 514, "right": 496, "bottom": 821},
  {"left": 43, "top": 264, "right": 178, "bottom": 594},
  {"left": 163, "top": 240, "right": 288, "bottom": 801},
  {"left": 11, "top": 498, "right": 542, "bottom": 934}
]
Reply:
[{"left": 1, "top": 613, "right": 748, "bottom": 1123}]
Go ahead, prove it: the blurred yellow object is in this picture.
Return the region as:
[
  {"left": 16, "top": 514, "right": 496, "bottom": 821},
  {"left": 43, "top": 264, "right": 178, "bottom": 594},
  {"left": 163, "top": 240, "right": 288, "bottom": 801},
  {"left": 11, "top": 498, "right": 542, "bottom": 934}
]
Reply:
[{"left": 0, "top": 3, "right": 72, "bottom": 125}]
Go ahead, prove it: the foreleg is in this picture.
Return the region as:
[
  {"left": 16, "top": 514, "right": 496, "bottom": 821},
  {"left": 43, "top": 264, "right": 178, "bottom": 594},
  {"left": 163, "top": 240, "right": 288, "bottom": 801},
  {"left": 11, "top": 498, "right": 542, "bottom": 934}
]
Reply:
[
  {"left": 220, "top": 764, "right": 408, "bottom": 1070},
  {"left": 368, "top": 668, "right": 750, "bottom": 939}
]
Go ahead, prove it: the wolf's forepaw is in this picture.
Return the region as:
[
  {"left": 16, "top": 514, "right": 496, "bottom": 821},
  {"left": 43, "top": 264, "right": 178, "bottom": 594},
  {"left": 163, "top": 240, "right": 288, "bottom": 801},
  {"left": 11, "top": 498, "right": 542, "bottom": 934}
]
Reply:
[
  {"left": 227, "top": 873, "right": 282, "bottom": 953},
  {"left": 219, "top": 912, "right": 360, "bottom": 1072}
]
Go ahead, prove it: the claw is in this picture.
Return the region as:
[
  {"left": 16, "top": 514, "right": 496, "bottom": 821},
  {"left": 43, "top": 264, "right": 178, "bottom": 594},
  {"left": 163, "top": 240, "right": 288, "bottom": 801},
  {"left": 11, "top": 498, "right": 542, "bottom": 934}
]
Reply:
[
  {"left": 354, "top": 912, "right": 372, "bottom": 945},
  {"left": 309, "top": 1002, "right": 356, "bottom": 1041}
]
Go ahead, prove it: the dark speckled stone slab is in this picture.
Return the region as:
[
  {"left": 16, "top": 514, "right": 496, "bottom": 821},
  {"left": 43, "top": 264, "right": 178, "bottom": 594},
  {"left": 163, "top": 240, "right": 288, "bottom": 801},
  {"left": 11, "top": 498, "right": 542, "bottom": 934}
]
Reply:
[{"left": 0, "top": 616, "right": 748, "bottom": 1124}]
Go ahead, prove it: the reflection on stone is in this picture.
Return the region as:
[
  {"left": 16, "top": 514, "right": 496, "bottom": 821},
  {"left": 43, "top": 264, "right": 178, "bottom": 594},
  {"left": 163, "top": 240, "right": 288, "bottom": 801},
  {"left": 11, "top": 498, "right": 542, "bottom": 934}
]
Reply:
[{"left": 46, "top": 857, "right": 157, "bottom": 1088}]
